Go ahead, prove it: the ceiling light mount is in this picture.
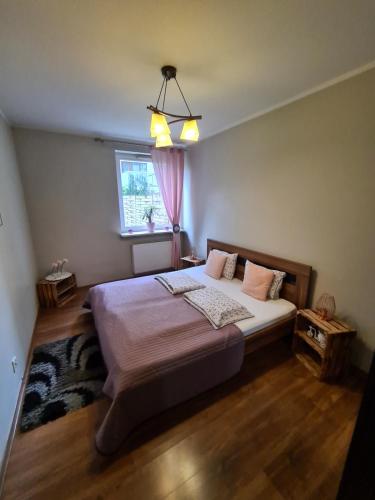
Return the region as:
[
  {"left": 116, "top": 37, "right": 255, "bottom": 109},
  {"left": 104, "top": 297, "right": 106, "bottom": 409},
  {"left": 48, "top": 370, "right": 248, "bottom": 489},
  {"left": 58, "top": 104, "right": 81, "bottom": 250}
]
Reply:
[
  {"left": 147, "top": 65, "right": 202, "bottom": 147},
  {"left": 161, "top": 65, "right": 177, "bottom": 80}
]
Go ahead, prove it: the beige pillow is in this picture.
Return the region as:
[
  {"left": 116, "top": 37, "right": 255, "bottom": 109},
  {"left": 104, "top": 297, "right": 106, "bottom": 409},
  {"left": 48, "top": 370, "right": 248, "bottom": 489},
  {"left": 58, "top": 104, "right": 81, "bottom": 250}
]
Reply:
[
  {"left": 213, "top": 249, "right": 238, "bottom": 280},
  {"left": 205, "top": 251, "right": 227, "bottom": 280},
  {"left": 242, "top": 261, "right": 274, "bottom": 301}
]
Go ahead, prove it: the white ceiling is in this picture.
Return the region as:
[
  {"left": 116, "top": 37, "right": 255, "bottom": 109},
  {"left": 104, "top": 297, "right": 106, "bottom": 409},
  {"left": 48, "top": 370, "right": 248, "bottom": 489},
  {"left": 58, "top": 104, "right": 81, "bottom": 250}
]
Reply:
[{"left": 0, "top": 0, "right": 374, "bottom": 142}]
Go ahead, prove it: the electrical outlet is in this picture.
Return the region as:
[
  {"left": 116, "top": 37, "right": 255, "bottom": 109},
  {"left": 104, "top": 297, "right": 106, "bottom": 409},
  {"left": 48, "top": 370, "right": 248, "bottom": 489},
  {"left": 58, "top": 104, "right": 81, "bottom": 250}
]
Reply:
[{"left": 11, "top": 356, "right": 18, "bottom": 374}]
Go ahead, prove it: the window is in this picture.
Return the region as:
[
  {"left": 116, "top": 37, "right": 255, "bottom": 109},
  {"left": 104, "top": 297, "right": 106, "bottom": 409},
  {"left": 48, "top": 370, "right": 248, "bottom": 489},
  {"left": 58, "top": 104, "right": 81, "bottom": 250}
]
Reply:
[{"left": 115, "top": 151, "right": 170, "bottom": 233}]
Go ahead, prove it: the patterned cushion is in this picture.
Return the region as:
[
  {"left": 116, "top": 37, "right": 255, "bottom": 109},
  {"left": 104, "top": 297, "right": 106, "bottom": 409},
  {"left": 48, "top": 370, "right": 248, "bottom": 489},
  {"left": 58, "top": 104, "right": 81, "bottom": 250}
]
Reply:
[
  {"left": 213, "top": 249, "right": 238, "bottom": 280},
  {"left": 268, "top": 270, "right": 287, "bottom": 300},
  {"left": 184, "top": 286, "right": 253, "bottom": 329}
]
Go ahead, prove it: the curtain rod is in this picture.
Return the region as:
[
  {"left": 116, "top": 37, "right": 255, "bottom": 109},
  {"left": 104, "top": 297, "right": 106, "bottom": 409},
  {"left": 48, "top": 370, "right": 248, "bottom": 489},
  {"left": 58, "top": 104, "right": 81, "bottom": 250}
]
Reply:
[
  {"left": 94, "top": 137, "right": 186, "bottom": 150},
  {"left": 94, "top": 137, "right": 151, "bottom": 148}
]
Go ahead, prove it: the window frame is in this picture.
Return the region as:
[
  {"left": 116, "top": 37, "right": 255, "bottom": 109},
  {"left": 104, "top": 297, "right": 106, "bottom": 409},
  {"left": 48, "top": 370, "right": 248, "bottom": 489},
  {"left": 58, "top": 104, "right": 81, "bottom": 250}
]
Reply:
[{"left": 115, "top": 150, "right": 170, "bottom": 234}]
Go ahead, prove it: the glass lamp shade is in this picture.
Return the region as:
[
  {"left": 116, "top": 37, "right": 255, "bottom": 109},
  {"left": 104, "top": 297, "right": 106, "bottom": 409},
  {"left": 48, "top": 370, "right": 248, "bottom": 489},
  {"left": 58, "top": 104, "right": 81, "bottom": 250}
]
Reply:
[
  {"left": 155, "top": 133, "right": 173, "bottom": 148},
  {"left": 180, "top": 119, "right": 199, "bottom": 141},
  {"left": 150, "top": 112, "right": 171, "bottom": 138}
]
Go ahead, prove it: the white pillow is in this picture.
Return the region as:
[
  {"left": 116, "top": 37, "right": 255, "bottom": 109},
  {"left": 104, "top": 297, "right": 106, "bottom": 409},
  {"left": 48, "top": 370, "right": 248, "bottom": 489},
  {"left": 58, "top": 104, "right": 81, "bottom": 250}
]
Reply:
[
  {"left": 268, "top": 270, "right": 287, "bottom": 299},
  {"left": 212, "top": 249, "right": 238, "bottom": 280}
]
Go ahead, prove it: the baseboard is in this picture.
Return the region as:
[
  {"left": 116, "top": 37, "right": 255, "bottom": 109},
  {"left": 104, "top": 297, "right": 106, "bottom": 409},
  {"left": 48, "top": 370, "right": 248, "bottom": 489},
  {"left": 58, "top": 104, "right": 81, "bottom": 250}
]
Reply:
[{"left": 0, "top": 311, "right": 38, "bottom": 496}]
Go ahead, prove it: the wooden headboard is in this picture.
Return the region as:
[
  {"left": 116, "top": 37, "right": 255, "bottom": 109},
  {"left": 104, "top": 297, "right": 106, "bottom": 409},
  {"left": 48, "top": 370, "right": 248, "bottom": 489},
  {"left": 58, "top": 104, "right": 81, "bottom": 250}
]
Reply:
[{"left": 207, "top": 239, "right": 312, "bottom": 310}]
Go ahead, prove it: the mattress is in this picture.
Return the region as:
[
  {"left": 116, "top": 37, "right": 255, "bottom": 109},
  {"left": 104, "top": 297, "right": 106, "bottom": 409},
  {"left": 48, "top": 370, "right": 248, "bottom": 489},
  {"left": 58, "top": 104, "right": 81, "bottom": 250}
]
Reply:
[{"left": 184, "top": 265, "right": 296, "bottom": 337}]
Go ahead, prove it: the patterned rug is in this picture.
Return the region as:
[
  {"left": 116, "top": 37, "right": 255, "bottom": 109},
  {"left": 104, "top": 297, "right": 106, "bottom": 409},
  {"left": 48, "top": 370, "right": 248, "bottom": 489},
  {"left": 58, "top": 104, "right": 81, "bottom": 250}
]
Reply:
[{"left": 20, "top": 332, "right": 107, "bottom": 432}]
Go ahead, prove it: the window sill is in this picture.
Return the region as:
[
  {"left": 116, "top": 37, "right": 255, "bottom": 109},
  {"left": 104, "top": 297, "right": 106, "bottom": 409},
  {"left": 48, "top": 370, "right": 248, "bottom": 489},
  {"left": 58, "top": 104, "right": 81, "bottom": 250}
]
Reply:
[{"left": 120, "top": 229, "right": 184, "bottom": 239}]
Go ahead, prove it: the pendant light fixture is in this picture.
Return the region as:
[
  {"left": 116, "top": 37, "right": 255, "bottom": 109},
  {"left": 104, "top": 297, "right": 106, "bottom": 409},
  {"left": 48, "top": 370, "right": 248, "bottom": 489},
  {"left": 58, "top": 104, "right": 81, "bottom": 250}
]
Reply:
[{"left": 147, "top": 66, "right": 202, "bottom": 147}]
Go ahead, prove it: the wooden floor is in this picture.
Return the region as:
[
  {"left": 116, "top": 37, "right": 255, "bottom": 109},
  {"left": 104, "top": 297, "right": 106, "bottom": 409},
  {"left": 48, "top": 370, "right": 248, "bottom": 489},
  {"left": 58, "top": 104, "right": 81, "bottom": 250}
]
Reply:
[{"left": 2, "top": 288, "right": 364, "bottom": 500}]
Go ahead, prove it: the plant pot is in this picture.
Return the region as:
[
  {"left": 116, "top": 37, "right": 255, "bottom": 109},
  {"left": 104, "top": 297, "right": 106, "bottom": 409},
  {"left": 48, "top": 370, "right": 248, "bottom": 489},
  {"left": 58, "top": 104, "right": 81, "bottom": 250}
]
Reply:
[{"left": 146, "top": 222, "right": 155, "bottom": 233}]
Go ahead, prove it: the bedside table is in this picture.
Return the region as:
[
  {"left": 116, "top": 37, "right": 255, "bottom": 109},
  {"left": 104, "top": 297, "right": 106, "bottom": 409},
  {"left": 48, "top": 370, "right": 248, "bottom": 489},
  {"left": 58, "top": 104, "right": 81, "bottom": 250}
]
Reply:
[
  {"left": 293, "top": 309, "right": 356, "bottom": 381},
  {"left": 180, "top": 256, "right": 205, "bottom": 269},
  {"left": 37, "top": 273, "right": 77, "bottom": 308}
]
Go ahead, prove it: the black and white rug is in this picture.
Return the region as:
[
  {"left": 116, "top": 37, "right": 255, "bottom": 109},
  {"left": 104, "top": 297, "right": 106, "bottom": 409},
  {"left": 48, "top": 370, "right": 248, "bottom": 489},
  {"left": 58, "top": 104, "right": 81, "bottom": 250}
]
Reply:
[{"left": 20, "top": 332, "right": 107, "bottom": 432}]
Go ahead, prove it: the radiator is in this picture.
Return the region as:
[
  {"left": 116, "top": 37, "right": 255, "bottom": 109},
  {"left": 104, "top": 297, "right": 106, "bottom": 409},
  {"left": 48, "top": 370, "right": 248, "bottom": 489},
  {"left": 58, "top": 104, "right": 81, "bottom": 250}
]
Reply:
[{"left": 132, "top": 240, "right": 172, "bottom": 274}]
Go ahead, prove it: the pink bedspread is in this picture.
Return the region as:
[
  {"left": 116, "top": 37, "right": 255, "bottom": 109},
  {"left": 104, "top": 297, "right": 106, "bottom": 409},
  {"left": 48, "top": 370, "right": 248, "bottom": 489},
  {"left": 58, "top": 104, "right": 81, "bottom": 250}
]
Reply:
[{"left": 88, "top": 275, "right": 244, "bottom": 454}]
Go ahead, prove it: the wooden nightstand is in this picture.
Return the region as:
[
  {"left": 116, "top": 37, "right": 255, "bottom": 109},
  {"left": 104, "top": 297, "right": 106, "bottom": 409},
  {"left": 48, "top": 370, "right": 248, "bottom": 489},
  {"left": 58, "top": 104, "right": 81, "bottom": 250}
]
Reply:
[
  {"left": 180, "top": 256, "right": 205, "bottom": 269},
  {"left": 37, "top": 273, "right": 77, "bottom": 308},
  {"left": 293, "top": 309, "right": 356, "bottom": 381}
]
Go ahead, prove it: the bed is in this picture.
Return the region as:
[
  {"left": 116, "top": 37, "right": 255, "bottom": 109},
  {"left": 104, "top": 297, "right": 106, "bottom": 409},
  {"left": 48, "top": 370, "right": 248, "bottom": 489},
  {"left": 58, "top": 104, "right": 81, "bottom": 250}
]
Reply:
[{"left": 88, "top": 239, "right": 311, "bottom": 454}]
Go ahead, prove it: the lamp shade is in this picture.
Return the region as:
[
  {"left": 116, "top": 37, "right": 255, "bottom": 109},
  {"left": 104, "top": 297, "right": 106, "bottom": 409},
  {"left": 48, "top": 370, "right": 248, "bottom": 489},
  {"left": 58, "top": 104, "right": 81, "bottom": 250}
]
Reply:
[
  {"left": 155, "top": 133, "right": 173, "bottom": 148},
  {"left": 180, "top": 119, "right": 199, "bottom": 141},
  {"left": 150, "top": 112, "right": 170, "bottom": 138}
]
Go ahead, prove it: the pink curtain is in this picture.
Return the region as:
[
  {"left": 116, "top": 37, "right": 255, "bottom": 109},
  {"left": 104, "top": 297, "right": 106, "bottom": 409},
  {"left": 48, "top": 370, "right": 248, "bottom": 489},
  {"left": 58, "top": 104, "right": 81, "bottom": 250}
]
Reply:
[{"left": 151, "top": 148, "right": 184, "bottom": 269}]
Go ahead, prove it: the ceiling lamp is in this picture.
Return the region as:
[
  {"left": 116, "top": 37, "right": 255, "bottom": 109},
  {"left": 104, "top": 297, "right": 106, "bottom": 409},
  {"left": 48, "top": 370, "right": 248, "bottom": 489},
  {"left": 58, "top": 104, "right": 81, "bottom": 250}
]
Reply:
[{"left": 147, "top": 66, "right": 202, "bottom": 147}]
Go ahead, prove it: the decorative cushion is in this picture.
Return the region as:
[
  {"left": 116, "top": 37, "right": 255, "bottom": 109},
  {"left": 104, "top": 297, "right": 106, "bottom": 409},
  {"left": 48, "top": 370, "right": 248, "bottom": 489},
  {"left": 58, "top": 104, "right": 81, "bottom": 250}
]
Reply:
[
  {"left": 184, "top": 287, "right": 254, "bottom": 329},
  {"left": 213, "top": 249, "right": 238, "bottom": 280},
  {"left": 205, "top": 251, "right": 227, "bottom": 280},
  {"left": 242, "top": 261, "right": 274, "bottom": 301},
  {"left": 268, "top": 270, "right": 287, "bottom": 300}
]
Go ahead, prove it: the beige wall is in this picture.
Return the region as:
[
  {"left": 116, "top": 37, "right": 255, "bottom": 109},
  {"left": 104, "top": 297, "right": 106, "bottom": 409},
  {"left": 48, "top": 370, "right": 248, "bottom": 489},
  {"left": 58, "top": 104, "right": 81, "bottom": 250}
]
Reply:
[
  {"left": 0, "top": 115, "right": 37, "bottom": 470},
  {"left": 184, "top": 68, "right": 375, "bottom": 371},
  {"left": 13, "top": 130, "right": 172, "bottom": 286}
]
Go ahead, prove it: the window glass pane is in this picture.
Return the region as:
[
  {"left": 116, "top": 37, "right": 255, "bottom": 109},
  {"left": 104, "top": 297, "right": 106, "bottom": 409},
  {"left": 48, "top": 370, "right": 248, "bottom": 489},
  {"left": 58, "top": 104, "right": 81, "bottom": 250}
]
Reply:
[{"left": 119, "top": 160, "right": 170, "bottom": 229}]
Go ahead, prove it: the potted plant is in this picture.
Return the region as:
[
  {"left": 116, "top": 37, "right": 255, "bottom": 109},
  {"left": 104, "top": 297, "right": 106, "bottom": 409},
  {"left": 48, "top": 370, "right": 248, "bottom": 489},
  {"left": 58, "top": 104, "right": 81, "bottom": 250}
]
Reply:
[{"left": 143, "top": 206, "right": 158, "bottom": 232}]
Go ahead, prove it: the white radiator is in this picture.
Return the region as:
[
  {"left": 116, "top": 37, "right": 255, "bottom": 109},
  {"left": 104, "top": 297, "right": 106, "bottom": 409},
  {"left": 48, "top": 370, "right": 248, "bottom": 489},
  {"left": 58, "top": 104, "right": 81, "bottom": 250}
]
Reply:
[{"left": 132, "top": 240, "right": 172, "bottom": 274}]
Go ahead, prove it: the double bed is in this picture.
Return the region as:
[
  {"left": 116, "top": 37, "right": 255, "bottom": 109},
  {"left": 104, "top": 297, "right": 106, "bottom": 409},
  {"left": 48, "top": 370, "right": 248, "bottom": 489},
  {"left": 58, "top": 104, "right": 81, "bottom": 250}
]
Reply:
[{"left": 88, "top": 239, "right": 311, "bottom": 454}]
